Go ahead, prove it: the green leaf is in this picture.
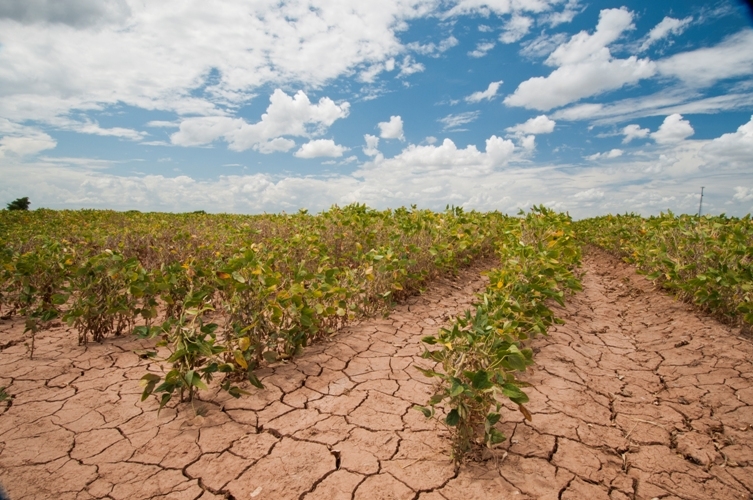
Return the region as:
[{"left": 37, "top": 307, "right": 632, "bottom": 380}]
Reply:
[
  {"left": 247, "top": 372, "right": 265, "bottom": 389},
  {"left": 139, "top": 373, "right": 161, "bottom": 401},
  {"left": 449, "top": 379, "right": 465, "bottom": 397},
  {"left": 414, "top": 405, "right": 433, "bottom": 418},
  {"left": 414, "top": 366, "right": 440, "bottom": 378},
  {"left": 445, "top": 409, "right": 460, "bottom": 426},
  {"left": 470, "top": 370, "right": 492, "bottom": 390},
  {"left": 190, "top": 372, "right": 208, "bottom": 390},
  {"left": 502, "top": 383, "right": 529, "bottom": 404}
]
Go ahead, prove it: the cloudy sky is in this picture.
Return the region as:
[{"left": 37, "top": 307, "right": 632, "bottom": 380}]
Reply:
[{"left": 1, "top": 0, "right": 752, "bottom": 217}]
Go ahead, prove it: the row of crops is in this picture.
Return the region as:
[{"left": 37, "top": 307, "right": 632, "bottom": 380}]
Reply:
[
  {"left": 576, "top": 212, "right": 753, "bottom": 330},
  {"left": 0, "top": 205, "right": 513, "bottom": 405}
]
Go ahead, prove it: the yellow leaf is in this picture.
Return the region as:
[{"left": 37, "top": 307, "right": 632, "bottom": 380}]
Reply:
[
  {"left": 217, "top": 272, "right": 231, "bottom": 279},
  {"left": 238, "top": 337, "right": 251, "bottom": 352},
  {"left": 234, "top": 350, "right": 248, "bottom": 370}
]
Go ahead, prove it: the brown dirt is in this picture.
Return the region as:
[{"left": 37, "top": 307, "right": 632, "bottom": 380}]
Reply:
[{"left": 1, "top": 249, "right": 752, "bottom": 500}]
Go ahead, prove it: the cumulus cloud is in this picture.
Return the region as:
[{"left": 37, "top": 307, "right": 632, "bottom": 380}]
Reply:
[
  {"left": 438, "top": 111, "right": 480, "bottom": 131},
  {"left": 586, "top": 149, "right": 623, "bottom": 160},
  {"left": 378, "top": 116, "right": 405, "bottom": 140},
  {"left": 733, "top": 186, "right": 753, "bottom": 202},
  {"left": 468, "top": 42, "right": 495, "bottom": 58},
  {"left": 541, "top": 0, "right": 582, "bottom": 27},
  {"left": 256, "top": 137, "right": 296, "bottom": 154},
  {"left": 499, "top": 15, "right": 533, "bottom": 44},
  {"left": 170, "top": 89, "right": 349, "bottom": 152},
  {"left": 363, "top": 134, "right": 380, "bottom": 156},
  {"left": 505, "top": 8, "right": 656, "bottom": 111},
  {"left": 0, "top": 132, "right": 57, "bottom": 157},
  {"left": 651, "top": 114, "right": 694, "bottom": 144},
  {"left": 465, "top": 81, "right": 503, "bottom": 103},
  {"left": 506, "top": 115, "right": 556, "bottom": 135},
  {"left": 443, "top": 0, "right": 556, "bottom": 19},
  {"left": 0, "top": 0, "right": 427, "bottom": 129},
  {"left": 358, "top": 135, "right": 515, "bottom": 177},
  {"left": 398, "top": 55, "right": 425, "bottom": 77},
  {"left": 294, "top": 139, "right": 346, "bottom": 159},
  {"left": 700, "top": 115, "right": 753, "bottom": 166},
  {"left": 573, "top": 188, "right": 605, "bottom": 200},
  {"left": 639, "top": 16, "right": 693, "bottom": 52},
  {"left": 657, "top": 30, "right": 753, "bottom": 87},
  {"left": 407, "top": 36, "right": 458, "bottom": 56},
  {"left": 622, "top": 124, "right": 650, "bottom": 143}
]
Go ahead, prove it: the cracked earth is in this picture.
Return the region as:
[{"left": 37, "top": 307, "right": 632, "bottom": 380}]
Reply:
[{"left": 1, "top": 249, "right": 752, "bottom": 500}]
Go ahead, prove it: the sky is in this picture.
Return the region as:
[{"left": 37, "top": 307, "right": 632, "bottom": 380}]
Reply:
[{"left": 1, "top": 0, "right": 752, "bottom": 218}]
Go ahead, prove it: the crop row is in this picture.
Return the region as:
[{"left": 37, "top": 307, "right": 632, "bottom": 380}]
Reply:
[
  {"left": 417, "top": 206, "right": 582, "bottom": 461},
  {"left": 0, "top": 204, "right": 511, "bottom": 405},
  {"left": 576, "top": 212, "right": 753, "bottom": 330}
]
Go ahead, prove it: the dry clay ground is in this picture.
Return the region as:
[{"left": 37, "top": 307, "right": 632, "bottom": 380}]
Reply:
[{"left": 1, "top": 249, "right": 753, "bottom": 500}]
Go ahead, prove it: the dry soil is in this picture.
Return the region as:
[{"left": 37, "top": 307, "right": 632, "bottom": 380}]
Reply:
[{"left": 0, "top": 249, "right": 752, "bottom": 500}]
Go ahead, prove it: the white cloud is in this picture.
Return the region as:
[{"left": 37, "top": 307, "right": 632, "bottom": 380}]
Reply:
[
  {"left": 499, "top": 15, "right": 533, "bottom": 44},
  {"left": 553, "top": 89, "right": 753, "bottom": 125},
  {"left": 378, "top": 116, "right": 405, "bottom": 140},
  {"left": 505, "top": 8, "right": 656, "bottom": 111},
  {"left": 465, "top": 81, "right": 503, "bottom": 103},
  {"left": 541, "top": 0, "right": 582, "bottom": 27},
  {"left": 70, "top": 120, "right": 146, "bottom": 140},
  {"left": 700, "top": 115, "right": 753, "bottom": 167},
  {"left": 407, "top": 36, "right": 458, "bottom": 56},
  {"left": 438, "top": 111, "right": 480, "bottom": 131},
  {"left": 425, "top": 136, "right": 437, "bottom": 144},
  {"left": 358, "top": 135, "right": 516, "bottom": 177},
  {"left": 294, "top": 139, "right": 346, "bottom": 159},
  {"left": 657, "top": 30, "right": 753, "bottom": 87},
  {"left": 0, "top": 132, "right": 57, "bottom": 157},
  {"left": 520, "top": 33, "right": 568, "bottom": 59},
  {"left": 545, "top": 7, "right": 635, "bottom": 67},
  {"left": 651, "top": 114, "right": 694, "bottom": 144},
  {"left": 733, "top": 187, "right": 753, "bottom": 202},
  {"left": 639, "top": 16, "right": 693, "bottom": 52},
  {"left": 5, "top": 121, "right": 753, "bottom": 219},
  {"left": 519, "top": 135, "right": 536, "bottom": 150},
  {"left": 586, "top": 149, "right": 623, "bottom": 160},
  {"left": 363, "top": 134, "right": 380, "bottom": 156},
  {"left": 0, "top": 0, "right": 429, "bottom": 129},
  {"left": 622, "top": 124, "right": 650, "bottom": 143},
  {"left": 442, "top": 0, "right": 555, "bottom": 19},
  {"left": 573, "top": 188, "right": 605, "bottom": 200},
  {"left": 256, "top": 137, "right": 296, "bottom": 154},
  {"left": 170, "top": 89, "right": 349, "bottom": 152},
  {"left": 506, "top": 115, "right": 556, "bottom": 135},
  {"left": 468, "top": 42, "right": 495, "bottom": 58},
  {"left": 146, "top": 120, "right": 179, "bottom": 128},
  {"left": 397, "top": 55, "right": 425, "bottom": 77}
]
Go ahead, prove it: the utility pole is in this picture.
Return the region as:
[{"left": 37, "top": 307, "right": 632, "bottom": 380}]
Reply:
[{"left": 698, "top": 187, "right": 704, "bottom": 217}]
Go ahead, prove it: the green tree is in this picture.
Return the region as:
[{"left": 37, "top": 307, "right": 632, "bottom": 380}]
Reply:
[{"left": 6, "top": 197, "right": 30, "bottom": 211}]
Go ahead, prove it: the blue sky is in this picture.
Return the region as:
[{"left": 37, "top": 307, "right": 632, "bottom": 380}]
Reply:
[{"left": 1, "top": 0, "right": 752, "bottom": 217}]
